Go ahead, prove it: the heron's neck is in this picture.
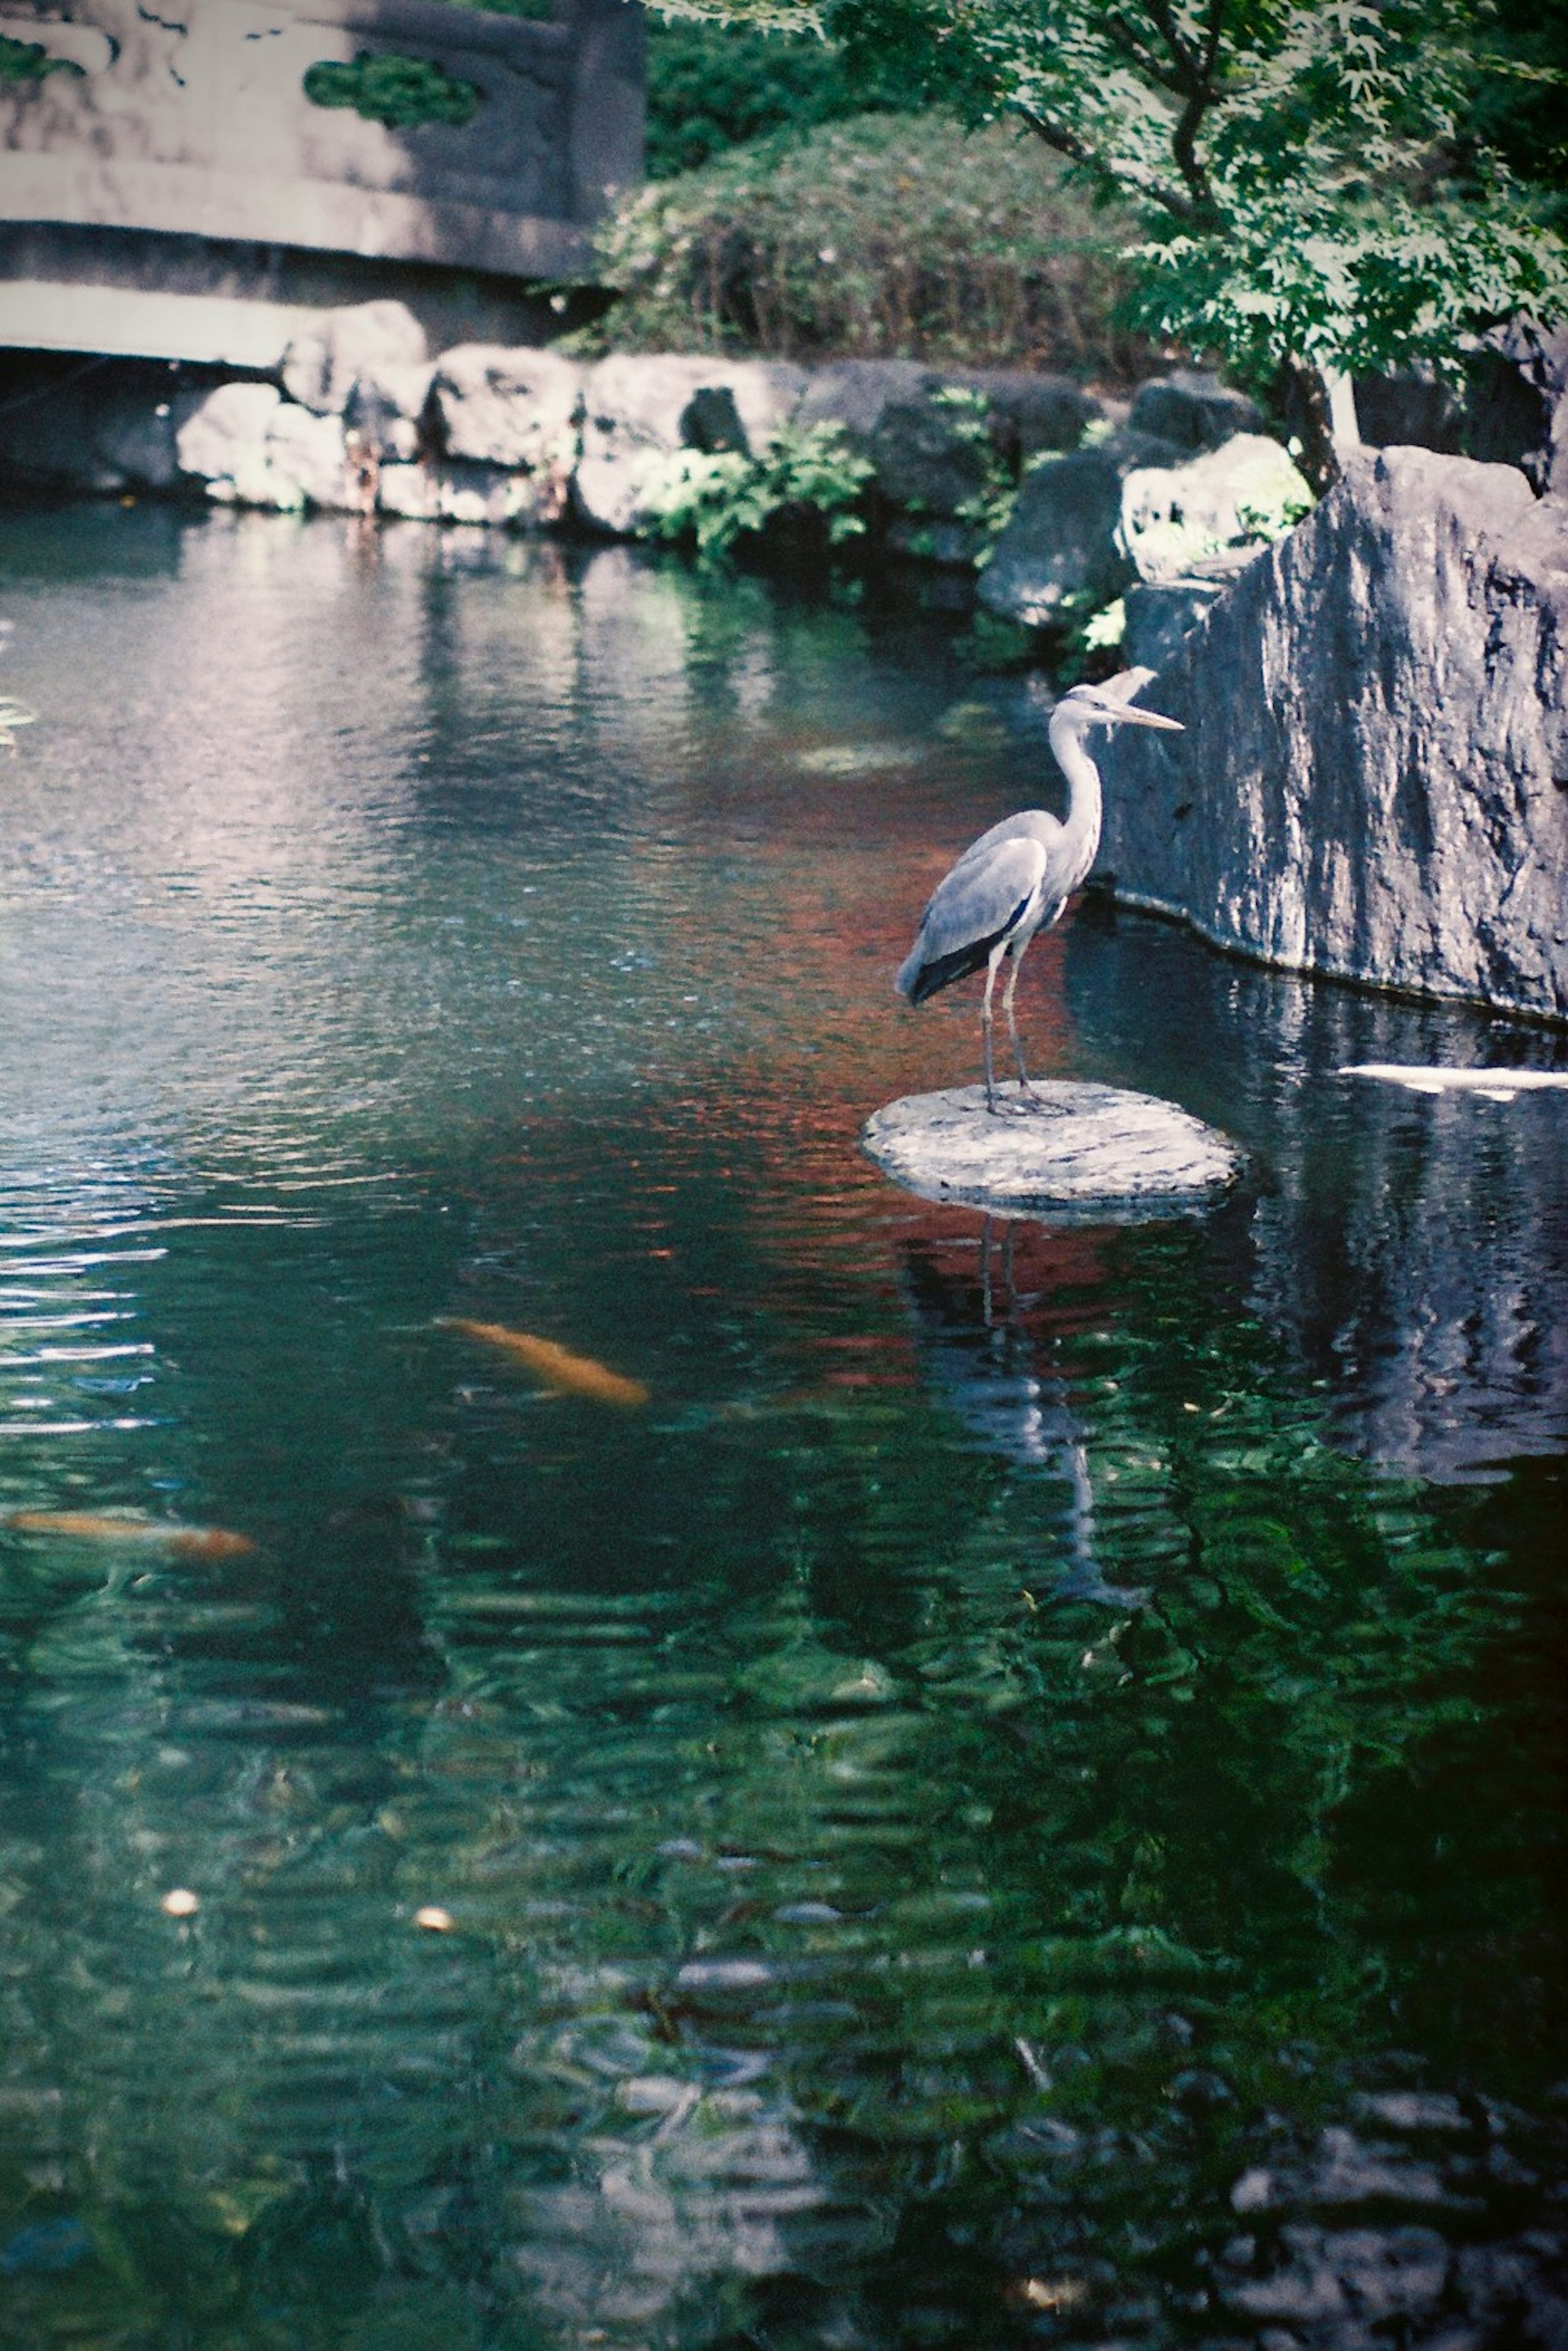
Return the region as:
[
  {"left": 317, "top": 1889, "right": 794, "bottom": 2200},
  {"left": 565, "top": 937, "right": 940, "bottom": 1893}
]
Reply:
[{"left": 1047, "top": 710, "right": 1104, "bottom": 873}]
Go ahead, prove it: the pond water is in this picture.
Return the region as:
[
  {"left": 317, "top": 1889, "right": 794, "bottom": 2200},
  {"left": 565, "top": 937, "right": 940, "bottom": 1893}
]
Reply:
[{"left": 0, "top": 505, "right": 1564, "bottom": 2349}]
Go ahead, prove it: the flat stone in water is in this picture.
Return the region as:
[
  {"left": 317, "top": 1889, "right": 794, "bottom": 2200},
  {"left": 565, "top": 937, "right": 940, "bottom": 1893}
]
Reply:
[{"left": 862, "top": 1081, "right": 1241, "bottom": 1216}]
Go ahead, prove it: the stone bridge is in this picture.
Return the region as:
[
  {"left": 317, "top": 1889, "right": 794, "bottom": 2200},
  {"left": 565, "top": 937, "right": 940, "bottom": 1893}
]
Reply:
[{"left": 0, "top": 0, "right": 643, "bottom": 366}]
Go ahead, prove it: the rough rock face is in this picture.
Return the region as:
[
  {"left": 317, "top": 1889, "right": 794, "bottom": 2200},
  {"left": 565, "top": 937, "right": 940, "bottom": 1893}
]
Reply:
[
  {"left": 176, "top": 383, "right": 350, "bottom": 510},
  {"left": 574, "top": 353, "right": 807, "bottom": 534},
  {"left": 281, "top": 301, "right": 429, "bottom": 417},
  {"left": 1129, "top": 368, "right": 1263, "bottom": 450},
  {"left": 427, "top": 345, "right": 582, "bottom": 468},
  {"left": 1098, "top": 447, "right": 1568, "bottom": 1020},
  {"left": 1123, "top": 548, "right": 1262, "bottom": 672},
  {"left": 978, "top": 432, "right": 1185, "bottom": 624}
]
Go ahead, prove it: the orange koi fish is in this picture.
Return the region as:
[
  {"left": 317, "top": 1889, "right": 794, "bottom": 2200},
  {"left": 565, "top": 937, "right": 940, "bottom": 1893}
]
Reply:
[
  {"left": 442, "top": 1319, "right": 650, "bottom": 1408},
  {"left": 5, "top": 1512, "right": 256, "bottom": 1559}
]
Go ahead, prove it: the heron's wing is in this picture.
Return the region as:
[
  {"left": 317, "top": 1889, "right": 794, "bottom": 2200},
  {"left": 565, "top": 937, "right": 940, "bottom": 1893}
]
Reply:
[
  {"left": 938, "top": 807, "right": 1059, "bottom": 893},
  {"left": 898, "top": 833, "right": 1049, "bottom": 1004}
]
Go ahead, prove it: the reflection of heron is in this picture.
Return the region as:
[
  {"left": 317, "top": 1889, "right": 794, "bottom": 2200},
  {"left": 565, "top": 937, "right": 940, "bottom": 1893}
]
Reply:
[
  {"left": 896, "top": 671, "right": 1182, "bottom": 1109},
  {"left": 901, "top": 1219, "right": 1146, "bottom": 1609}
]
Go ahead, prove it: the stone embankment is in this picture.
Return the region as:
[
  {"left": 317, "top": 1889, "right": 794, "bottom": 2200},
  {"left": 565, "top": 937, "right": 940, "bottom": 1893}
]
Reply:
[
  {"left": 3, "top": 300, "right": 1564, "bottom": 1024},
  {"left": 0, "top": 298, "right": 1307, "bottom": 590}
]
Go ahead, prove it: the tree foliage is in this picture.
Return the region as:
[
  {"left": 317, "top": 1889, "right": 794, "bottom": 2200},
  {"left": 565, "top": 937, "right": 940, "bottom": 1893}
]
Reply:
[
  {"left": 644, "top": 17, "right": 872, "bottom": 177},
  {"left": 650, "top": 0, "right": 1568, "bottom": 389}
]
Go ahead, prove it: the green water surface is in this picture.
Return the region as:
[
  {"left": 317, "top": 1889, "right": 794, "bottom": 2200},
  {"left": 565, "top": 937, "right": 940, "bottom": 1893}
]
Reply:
[{"left": 0, "top": 507, "right": 1563, "bottom": 2348}]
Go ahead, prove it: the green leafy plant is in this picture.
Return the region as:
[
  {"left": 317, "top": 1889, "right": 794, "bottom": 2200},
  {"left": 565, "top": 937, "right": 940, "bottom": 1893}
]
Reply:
[
  {"left": 659, "top": 0, "right": 1568, "bottom": 484},
  {"left": 303, "top": 51, "right": 481, "bottom": 129},
  {"left": 583, "top": 109, "right": 1142, "bottom": 374},
  {"left": 931, "top": 386, "right": 1017, "bottom": 537},
  {"left": 644, "top": 17, "right": 874, "bottom": 177},
  {"left": 0, "top": 33, "right": 84, "bottom": 84},
  {"left": 634, "top": 420, "right": 874, "bottom": 560}
]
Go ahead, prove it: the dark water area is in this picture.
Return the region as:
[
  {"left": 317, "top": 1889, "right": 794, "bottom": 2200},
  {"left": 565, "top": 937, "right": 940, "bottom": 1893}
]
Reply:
[{"left": 0, "top": 505, "right": 1564, "bottom": 2348}]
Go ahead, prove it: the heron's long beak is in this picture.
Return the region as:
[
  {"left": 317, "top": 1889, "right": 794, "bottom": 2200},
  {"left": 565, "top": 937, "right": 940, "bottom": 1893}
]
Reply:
[{"left": 1111, "top": 705, "right": 1183, "bottom": 731}]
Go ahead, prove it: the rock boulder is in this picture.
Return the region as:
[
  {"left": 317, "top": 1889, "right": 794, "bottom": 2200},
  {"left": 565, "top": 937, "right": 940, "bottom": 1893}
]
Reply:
[
  {"left": 1120, "top": 433, "right": 1313, "bottom": 582},
  {"left": 342, "top": 362, "right": 436, "bottom": 463},
  {"left": 978, "top": 432, "right": 1184, "bottom": 625},
  {"left": 862, "top": 1081, "right": 1241, "bottom": 1214},
  {"left": 176, "top": 383, "right": 351, "bottom": 510},
  {"left": 574, "top": 353, "right": 806, "bottom": 535},
  {"left": 1465, "top": 315, "right": 1568, "bottom": 493},
  {"left": 1098, "top": 447, "right": 1568, "bottom": 1020},
  {"left": 427, "top": 344, "right": 582, "bottom": 469},
  {"left": 281, "top": 301, "right": 429, "bottom": 417},
  {"left": 1128, "top": 369, "right": 1263, "bottom": 451}
]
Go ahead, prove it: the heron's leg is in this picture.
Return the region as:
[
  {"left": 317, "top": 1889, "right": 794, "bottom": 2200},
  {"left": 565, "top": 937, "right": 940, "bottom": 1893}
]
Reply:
[
  {"left": 981, "top": 942, "right": 1007, "bottom": 1112},
  {"left": 1001, "top": 946, "right": 1033, "bottom": 1091}
]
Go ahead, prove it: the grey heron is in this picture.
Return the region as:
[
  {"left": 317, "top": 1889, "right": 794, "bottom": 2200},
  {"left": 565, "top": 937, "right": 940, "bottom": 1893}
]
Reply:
[{"left": 896, "top": 670, "right": 1183, "bottom": 1109}]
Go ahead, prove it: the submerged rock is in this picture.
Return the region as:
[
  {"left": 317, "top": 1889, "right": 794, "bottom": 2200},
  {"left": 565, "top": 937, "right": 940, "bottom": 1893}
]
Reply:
[
  {"left": 1099, "top": 447, "right": 1568, "bottom": 1019},
  {"left": 861, "top": 1082, "right": 1241, "bottom": 1215}
]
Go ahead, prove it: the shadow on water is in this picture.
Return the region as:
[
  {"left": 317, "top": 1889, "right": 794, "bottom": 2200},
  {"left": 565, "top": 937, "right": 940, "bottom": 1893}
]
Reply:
[{"left": 0, "top": 507, "right": 1562, "bottom": 2346}]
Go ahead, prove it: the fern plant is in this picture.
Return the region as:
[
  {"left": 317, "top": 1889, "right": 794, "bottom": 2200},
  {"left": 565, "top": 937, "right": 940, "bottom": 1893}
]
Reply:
[{"left": 635, "top": 422, "right": 875, "bottom": 561}]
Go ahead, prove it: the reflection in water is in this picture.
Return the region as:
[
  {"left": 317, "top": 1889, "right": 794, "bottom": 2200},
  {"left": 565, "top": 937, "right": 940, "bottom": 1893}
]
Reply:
[
  {"left": 0, "top": 507, "right": 1563, "bottom": 2346},
  {"left": 899, "top": 1217, "right": 1147, "bottom": 1606},
  {"left": 1066, "top": 911, "right": 1568, "bottom": 1481}
]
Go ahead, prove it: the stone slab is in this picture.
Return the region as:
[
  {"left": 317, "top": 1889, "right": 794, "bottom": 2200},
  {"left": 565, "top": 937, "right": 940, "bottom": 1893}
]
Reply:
[{"left": 862, "top": 1082, "right": 1242, "bottom": 1216}]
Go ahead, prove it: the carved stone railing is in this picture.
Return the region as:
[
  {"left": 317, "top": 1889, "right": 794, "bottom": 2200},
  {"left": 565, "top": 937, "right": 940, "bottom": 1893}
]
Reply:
[{"left": 0, "top": 0, "right": 643, "bottom": 362}]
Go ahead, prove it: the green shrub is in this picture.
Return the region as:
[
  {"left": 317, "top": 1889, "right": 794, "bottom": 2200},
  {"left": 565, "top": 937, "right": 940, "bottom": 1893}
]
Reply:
[
  {"left": 583, "top": 110, "right": 1140, "bottom": 377},
  {"left": 644, "top": 19, "right": 871, "bottom": 179}
]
